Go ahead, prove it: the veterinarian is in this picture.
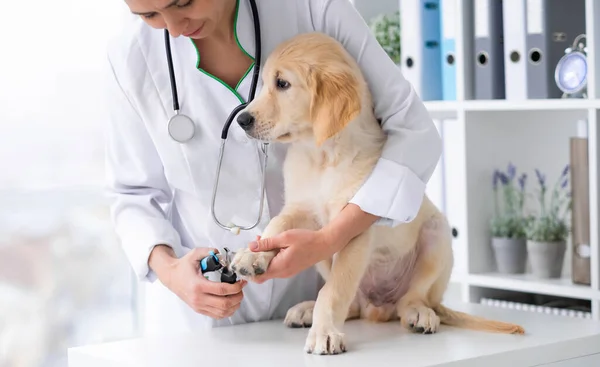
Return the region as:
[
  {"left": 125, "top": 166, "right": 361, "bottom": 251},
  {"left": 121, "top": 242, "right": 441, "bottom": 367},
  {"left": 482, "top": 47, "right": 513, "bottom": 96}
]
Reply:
[{"left": 105, "top": 0, "right": 442, "bottom": 336}]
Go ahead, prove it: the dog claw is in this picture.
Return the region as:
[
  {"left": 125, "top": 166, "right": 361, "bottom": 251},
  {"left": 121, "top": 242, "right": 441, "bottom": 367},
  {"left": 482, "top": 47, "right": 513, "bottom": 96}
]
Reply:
[
  {"left": 305, "top": 327, "right": 346, "bottom": 355},
  {"left": 229, "top": 248, "right": 274, "bottom": 279}
]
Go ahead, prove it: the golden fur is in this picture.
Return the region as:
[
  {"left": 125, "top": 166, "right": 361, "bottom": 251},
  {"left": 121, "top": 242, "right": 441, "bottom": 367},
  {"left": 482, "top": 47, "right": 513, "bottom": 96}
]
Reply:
[{"left": 230, "top": 32, "right": 525, "bottom": 355}]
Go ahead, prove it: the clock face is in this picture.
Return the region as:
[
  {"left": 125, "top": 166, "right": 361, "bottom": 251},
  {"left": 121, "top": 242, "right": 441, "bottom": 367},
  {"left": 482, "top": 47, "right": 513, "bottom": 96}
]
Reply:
[{"left": 556, "top": 52, "right": 587, "bottom": 93}]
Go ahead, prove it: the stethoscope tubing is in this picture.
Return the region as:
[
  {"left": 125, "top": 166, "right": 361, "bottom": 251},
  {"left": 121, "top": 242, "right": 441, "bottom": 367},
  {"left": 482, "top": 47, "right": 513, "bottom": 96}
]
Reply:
[{"left": 162, "top": 0, "right": 268, "bottom": 233}]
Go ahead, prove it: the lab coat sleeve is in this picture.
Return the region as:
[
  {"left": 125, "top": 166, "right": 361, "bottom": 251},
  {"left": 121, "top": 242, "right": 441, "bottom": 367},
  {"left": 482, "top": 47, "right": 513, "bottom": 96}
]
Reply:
[
  {"left": 313, "top": 0, "right": 442, "bottom": 226},
  {"left": 104, "top": 54, "right": 186, "bottom": 283}
]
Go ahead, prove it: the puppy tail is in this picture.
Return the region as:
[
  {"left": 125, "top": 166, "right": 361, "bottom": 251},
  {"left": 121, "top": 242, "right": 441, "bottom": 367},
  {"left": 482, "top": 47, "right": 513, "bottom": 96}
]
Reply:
[{"left": 434, "top": 304, "right": 525, "bottom": 335}]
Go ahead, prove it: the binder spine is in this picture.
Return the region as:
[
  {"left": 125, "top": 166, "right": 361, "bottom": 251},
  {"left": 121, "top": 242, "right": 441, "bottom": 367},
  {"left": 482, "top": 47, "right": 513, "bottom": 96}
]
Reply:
[
  {"left": 420, "top": 0, "right": 443, "bottom": 101},
  {"left": 441, "top": 0, "right": 456, "bottom": 100},
  {"left": 474, "top": 0, "right": 505, "bottom": 100},
  {"left": 503, "top": 0, "right": 527, "bottom": 100},
  {"left": 525, "top": 0, "right": 548, "bottom": 99}
]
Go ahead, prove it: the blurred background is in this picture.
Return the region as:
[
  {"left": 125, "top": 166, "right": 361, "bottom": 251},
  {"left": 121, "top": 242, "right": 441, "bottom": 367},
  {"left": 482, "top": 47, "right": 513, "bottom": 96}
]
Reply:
[{"left": 0, "top": 1, "right": 139, "bottom": 366}]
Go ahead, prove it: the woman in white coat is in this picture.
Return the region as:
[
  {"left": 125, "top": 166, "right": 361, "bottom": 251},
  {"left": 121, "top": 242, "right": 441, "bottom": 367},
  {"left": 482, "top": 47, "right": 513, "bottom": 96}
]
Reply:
[{"left": 105, "top": 0, "right": 442, "bottom": 336}]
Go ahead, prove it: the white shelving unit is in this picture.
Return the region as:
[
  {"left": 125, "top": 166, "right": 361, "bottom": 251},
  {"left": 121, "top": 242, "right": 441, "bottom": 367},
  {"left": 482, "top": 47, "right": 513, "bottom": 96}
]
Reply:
[{"left": 409, "top": 0, "right": 600, "bottom": 320}]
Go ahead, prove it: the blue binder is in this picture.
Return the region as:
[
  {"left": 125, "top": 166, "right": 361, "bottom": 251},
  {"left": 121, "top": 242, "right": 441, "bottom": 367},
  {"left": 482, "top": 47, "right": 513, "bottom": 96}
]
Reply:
[
  {"left": 400, "top": 0, "right": 443, "bottom": 101},
  {"left": 440, "top": 0, "right": 457, "bottom": 100}
]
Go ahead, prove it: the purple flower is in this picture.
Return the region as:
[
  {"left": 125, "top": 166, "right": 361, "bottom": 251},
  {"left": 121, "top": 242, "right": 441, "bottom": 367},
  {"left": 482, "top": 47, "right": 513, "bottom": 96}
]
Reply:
[
  {"left": 518, "top": 173, "right": 527, "bottom": 191},
  {"left": 561, "top": 178, "right": 568, "bottom": 189},
  {"left": 561, "top": 164, "right": 570, "bottom": 177},
  {"left": 493, "top": 170, "right": 500, "bottom": 189},
  {"left": 535, "top": 169, "right": 546, "bottom": 189},
  {"left": 498, "top": 172, "right": 509, "bottom": 185},
  {"left": 507, "top": 162, "right": 516, "bottom": 180}
]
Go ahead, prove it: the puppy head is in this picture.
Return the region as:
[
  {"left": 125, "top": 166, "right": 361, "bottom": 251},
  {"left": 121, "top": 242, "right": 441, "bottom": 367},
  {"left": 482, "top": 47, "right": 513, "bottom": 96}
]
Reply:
[{"left": 237, "top": 33, "right": 362, "bottom": 146}]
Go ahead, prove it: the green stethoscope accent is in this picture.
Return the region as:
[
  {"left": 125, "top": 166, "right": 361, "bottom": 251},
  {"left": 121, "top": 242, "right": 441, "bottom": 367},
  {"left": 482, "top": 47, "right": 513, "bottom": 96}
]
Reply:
[
  {"left": 163, "top": 0, "right": 269, "bottom": 235},
  {"left": 192, "top": 0, "right": 256, "bottom": 103}
]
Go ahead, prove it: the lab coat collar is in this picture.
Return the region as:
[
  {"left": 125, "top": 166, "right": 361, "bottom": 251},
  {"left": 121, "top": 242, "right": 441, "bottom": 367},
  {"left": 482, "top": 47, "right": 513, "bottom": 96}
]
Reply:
[
  {"left": 133, "top": 0, "right": 258, "bottom": 121},
  {"left": 233, "top": 0, "right": 257, "bottom": 62}
]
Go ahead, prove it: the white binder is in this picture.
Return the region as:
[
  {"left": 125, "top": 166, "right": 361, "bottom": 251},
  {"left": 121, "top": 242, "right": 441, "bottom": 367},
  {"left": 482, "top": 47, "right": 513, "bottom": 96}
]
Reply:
[{"left": 502, "top": 0, "right": 528, "bottom": 100}]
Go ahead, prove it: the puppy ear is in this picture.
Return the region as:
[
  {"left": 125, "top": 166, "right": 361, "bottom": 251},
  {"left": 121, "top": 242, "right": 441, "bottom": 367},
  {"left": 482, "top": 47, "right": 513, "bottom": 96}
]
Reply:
[{"left": 309, "top": 63, "right": 361, "bottom": 146}]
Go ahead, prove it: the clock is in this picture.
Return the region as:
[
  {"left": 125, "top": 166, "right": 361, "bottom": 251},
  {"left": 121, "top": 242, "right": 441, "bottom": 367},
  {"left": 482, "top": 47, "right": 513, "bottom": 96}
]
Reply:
[{"left": 554, "top": 34, "right": 588, "bottom": 98}]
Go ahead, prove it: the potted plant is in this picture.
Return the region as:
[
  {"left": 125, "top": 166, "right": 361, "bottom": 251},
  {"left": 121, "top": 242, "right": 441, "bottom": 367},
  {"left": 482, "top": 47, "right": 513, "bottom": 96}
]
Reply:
[
  {"left": 368, "top": 10, "right": 401, "bottom": 65},
  {"left": 525, "top": 165, "right": 571, "bottom": 278},
  {"left": 490, "top": 163, "right": 530, "bottom": 274}
]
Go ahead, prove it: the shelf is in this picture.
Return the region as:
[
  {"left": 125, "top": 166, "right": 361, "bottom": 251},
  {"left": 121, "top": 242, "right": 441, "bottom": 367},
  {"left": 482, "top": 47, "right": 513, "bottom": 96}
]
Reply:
[
  {"left": 423, "top": 99, "right": 600, "bottom": 118},
  {"left": 422, "top": 100, "right": 459, "bottom": 119},
  {"left": 464, "top": 98, "right": 600, "bottom": 112},
  {"left": 466, "top": 273, "right": 600, "bottom": 301}
]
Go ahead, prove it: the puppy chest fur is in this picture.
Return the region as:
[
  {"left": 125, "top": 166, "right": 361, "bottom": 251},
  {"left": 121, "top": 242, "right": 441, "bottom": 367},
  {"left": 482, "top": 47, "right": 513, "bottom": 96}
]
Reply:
[{"left": 282, "top": 143, "right": 379, "bottom": 224}]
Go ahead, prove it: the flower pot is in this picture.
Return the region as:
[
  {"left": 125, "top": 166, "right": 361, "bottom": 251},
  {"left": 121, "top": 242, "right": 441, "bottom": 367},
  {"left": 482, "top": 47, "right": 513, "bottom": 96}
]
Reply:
[
  {"left": 526, "top": 240, "right": 567, "bottom": 278},
  {"left": 491, "top": 237, "right": 527, "bottom": 274}
]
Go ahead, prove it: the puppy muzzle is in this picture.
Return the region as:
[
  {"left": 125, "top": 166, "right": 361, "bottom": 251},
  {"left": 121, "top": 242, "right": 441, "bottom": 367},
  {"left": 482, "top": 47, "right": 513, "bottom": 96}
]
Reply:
[{"left": 237, "top": 111, "right": 255, "bottom": 131}]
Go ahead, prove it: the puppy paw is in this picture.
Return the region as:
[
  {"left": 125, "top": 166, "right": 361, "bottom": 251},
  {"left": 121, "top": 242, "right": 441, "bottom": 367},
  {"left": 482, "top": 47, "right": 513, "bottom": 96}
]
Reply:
[
  {"left": 304, "top": 325, "right": 346, "bottom": 355},
  {"left": 229, "top": 248, "right": 275, "bottom": 279},
  {"left": 399, "top": 305, "right": 440, "bottom": 334},
  {"left": 284, "top": 301, "right": 315, "bottom": 328}
]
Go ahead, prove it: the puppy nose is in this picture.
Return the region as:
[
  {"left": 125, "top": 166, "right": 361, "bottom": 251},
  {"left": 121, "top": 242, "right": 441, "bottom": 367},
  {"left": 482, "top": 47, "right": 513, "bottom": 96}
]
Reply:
[{"left": 237, "top": 111, "right": 255, "bottom": 130}]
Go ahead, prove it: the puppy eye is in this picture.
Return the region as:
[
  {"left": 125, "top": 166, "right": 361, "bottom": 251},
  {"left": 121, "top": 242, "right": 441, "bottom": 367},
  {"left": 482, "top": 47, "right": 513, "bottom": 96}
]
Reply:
[{"left": 276, "top": 78, "right": 290, "bottom": 90}]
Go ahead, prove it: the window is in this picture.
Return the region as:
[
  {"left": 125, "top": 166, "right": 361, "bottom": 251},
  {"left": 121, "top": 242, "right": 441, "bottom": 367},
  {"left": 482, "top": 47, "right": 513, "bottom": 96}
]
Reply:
[{"left": 0, "top": 2, "right": 139, "bottom": 366}]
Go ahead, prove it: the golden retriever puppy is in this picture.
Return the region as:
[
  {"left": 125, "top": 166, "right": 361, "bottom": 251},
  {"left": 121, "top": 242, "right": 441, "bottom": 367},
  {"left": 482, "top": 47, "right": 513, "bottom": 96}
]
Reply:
[{"left": 230, "top": 32, "right": 524, "bottom": 355}]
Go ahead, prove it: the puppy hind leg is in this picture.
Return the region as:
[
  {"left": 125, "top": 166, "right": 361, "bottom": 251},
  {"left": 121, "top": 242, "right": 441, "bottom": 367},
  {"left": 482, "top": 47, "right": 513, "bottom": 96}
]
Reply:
[
  {"left": 284, "top": 296, "right": 361, "bottom": 328},
  {"left": 396, "top": 215, "right": 450, "bottom": 334},
  {"left": 305, "top": 230, "right": 372, "bottom": 355}
]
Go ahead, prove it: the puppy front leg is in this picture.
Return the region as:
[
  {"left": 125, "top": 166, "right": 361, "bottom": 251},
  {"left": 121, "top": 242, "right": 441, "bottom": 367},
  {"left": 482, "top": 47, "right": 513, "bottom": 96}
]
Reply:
[
  {"left": 305, "top": 229, "right": 372, "bottom": 355},
  {"left": 230, "top": 207, "right": 318, "bottom": 280}
]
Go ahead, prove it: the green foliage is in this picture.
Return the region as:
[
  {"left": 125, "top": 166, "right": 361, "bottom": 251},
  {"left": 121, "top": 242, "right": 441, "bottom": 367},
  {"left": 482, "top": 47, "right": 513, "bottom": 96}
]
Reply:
[
  {"left": 369, "top": 10, "right": 401, "bottom": 64},
  {"left": 525, "top": 166, "right": 571, "bottom": 242},
  {"left": 490, "top": 163, "right": 529, "bottom": 239}
]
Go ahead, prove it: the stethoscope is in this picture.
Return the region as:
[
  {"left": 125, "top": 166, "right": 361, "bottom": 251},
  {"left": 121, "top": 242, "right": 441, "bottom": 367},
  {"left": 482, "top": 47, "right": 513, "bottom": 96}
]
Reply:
[{"left": 163, "top": 0, "right": 267, "bottom": 235}]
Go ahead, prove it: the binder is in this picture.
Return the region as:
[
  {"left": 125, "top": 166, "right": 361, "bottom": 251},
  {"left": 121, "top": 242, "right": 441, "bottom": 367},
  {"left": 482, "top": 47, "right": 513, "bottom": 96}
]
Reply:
[
  {"left": 400, "top": 0, "right": 443, "bottom": 101},
  {"left": 473, "top": 0, "right": 505, "bottom": 100},
  {"left": 503, "top": 0, "right": 528, "bottom": 100},
  {"left": 440, "top": 0, "right": 457, "bottom": 100},
  {"left": 570, "top": 136, "right": 591, "bottom": 285},
  {"left": 525, "top": 0, "right": 587, "bottom": 99}
]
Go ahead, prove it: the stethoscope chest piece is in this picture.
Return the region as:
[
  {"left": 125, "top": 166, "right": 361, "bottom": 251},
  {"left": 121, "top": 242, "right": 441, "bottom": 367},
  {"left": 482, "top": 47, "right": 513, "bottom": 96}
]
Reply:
[{"left": 168, "top": 113, "right": 195, "bottom": 143}]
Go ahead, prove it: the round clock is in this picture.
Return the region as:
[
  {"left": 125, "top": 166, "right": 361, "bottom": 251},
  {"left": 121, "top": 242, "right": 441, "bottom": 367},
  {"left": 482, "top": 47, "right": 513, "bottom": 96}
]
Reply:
[{"left": 554, "top": 34, "right": 588, "bottom": 98}]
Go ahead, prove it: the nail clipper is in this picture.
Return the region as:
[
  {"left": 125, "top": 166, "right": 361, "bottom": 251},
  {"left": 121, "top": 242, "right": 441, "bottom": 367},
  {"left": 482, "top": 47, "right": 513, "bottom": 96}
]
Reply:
[{"left": 199, "top": 247, "right": 238, "bottom": 284}]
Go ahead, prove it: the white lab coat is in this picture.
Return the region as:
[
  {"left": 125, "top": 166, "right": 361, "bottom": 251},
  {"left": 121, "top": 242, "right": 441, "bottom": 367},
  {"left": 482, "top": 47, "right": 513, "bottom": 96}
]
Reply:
[{"left": 104, "top": 0, "right": 442, "bottom": 336}]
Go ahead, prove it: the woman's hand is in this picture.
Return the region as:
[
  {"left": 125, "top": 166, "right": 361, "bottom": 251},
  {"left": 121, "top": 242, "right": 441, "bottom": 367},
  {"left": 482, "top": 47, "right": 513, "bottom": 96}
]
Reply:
[
  {"left": 149, "top": 245, "right": 247, "bottom": 319},
  {"left": 248, "top": 203, "right": 380, "bottom": 283},
  {"left": 247, "top": 229, "right": 339, "bottom": 283}
]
